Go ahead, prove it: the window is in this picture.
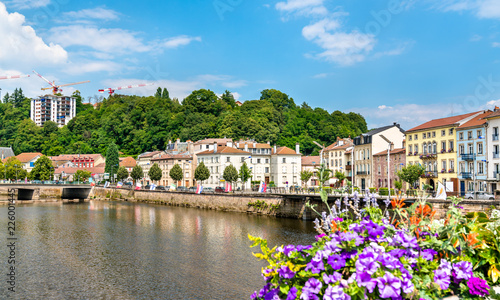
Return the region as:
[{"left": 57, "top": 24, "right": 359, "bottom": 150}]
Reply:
[
  {"left": 265, "top": 167, "right": 269, "bottom": 173},
  {"left": 468, "top": 131, "right": 472, "bottom": 140},
  {"left": 442, "top": 160, "right": 446, "bottom": 171},
  {"left": 335, "top": 160, "right": 338, "bottom": 167},
  {"left": 468, "top": 143, "right": 473, "bottom": 154},
  {"left": 378, "top": 165, "right": 381, "bottom": 174},
  {"left": 477, "top": 130, "right": 482, "bottom": 138},
  {"left": 479, "top": 162, "right": 484, "bottom": 174},
  {"left": 282, "top": 158, "right": 286, "bottom": 163},
  {"left": 282, "top": 166, "right": 287, "bottom": 173},
  {"left": 432, "top": 142, "right": 437, "bottom": 154},
  {"left": 449, "top": 128, "right": 454, "bottom": 135},
  {"left": 441, "top": 141, "right": 446, "bottom": 152},
  {"left": 415, "top": 145, "right": 418, "bottom": 154},
  {"left": 459, "top": 145, "right": 464, "bottom": 154},
  {"left": 257, "top": 158, "right": 261, "bottom": 163},
  {"left": 339, "top": 159, "right": 342, "bottom": 166},
  {"left": 442, "top": 130, "right": 446, "bottom": 136},
  {"left": 449, "top": 141, "right": 454, "bottom": 151},
  {"left": 206, "top": 145, "right": 209, "bottom": 149},
  {"left": 409, "top": 145, "right": 413, "bottom": 153},
  {"left": 478, "top": 143, "right": 483, "bottom": 154},
  {"left": 459, "top": 133, "right": 464, "bottom": 140},
  {"left": 414, "top": 134, "right": 418, "bottom": 140},
  {"left": 211, "top": 157, "right": 214, "bottom": 163},
  {"left": 409, "top": 135, "right": 412, "bottom": 141},
  {"left": 432, "top": 131, "right": 436, "bottom": 137},
  {"left": 265, "top": 159, "right": 269, "bottom": 163},
  {"left": 423, "top": 143, "right": 427, "bottom": 154},
  {"left": 423, "top": 133, "right": 426, "bottom": 139},
  {"left": 226, "top": 157, "right": 230, "bottom": 163}
]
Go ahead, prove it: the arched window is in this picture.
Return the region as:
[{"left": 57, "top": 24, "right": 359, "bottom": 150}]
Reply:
[
  {"left": 423, "top": 143, "right": 427, "bottom": 154},
  {"left": 431, "top": 143, "right": 435, "bottom": 154}
]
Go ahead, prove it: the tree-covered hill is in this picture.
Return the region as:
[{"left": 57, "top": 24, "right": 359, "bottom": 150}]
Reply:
[{"left": 0, "top": 88, "right": 367, "bottom": 156}]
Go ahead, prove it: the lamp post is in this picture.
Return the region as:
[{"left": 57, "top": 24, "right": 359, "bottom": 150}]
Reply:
[
  {"left": 313, "top": 141, "right": 325, "bottom": 166},
  {"left": 380, "top": 135, "right": 392, "bottom": 201}
]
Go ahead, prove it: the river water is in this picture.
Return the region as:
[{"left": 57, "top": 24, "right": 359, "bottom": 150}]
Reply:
[{"left": 0, "top": 200, "right": 316, "bottom": 299}]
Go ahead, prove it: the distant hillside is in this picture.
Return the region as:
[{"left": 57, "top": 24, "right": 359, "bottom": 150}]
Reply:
[{"left": 0, "top": 88, "right": 367, "bottom": 156}]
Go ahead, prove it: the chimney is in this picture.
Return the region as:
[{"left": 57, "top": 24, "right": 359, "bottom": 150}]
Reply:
[
  {"left": 213, "top": 141, "right": 217, "bottom": 153},
  {"left": 296, "top": 143, "right": 300, "bottom": 154},
  {"left": 244, "top": 143, "right": 248, "bottom": 152},
  {"left": 274, "top": 145, "right": 277, "bottom": 154},
  {"left": 227, "top": 141, "right": 233, "bottom": 148},
  {"left": 253, "top": 142, "right": 256, "bottom": 148},
  {"left": 267, "top": 141, "right": 270, "bottom": 145},
  {"left": 390, "top": 142, "right": 394, "bottom": 151},
  {"left": 237, "top": 142, "right": 240, "bottom": 148}
]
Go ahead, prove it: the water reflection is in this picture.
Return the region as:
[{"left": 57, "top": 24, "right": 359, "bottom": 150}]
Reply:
[{"left": 0, "top": 200, "right": 315, "bottom": 299}]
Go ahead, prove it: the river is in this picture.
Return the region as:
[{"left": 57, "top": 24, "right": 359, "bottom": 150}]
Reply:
[{"left": 0, "top": 200, "right": 316, "bottom": 299}]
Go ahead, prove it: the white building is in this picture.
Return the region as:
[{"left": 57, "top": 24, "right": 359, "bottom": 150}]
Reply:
[
  {"left": 271, "top": 144, "right": 302, "bottom": 188},
  {"left": 324, "top": 137, "right": 353, "bottom": 186},
  {"left": 196, "top": 143, "right": 252, "bottom": 188},
  {"left": 485, "top": 109, "right": 500, "bottom": 192},
  {"left": 234, "top": 140, "right": 272, "bottom": 184},
  {"left": 31, "top": 95, "right": 76, "bottom": 127}
]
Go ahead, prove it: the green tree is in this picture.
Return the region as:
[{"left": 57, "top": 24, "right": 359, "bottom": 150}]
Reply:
[
  {"left": 74, "top": 170, "right": 92, "bottom": 182},
  {"left": 194, "top": 162, "right": 210, "bottom": 184},
  {"left": 0, "top": 161, "right": 5, "bottom": 180},
  {"left": 316, "top": 164, "right": 332, "bottom": 187},
  {"left": 397, "top": 164, "right": 425, "bottom": 190},
  {"left": 162, "top": 88, "right": 170, "bottom": 100},
  {"left": 116, "top": 166, "right": 129, "bottom": 182},
  {"left": 105, "top": 142, "right": 120, "bottom": 178},
  {"left": 223, "top": 164, "right": 238, "bottom": 190},
  {"left": 29, "top": 155, "right": 54, "bottom": 181},
  {"left": 5, "top": 157, "right": 27, "bottom": 181},
  {"left": 334, "top": 170, "right": 346, "bottom": 187},
  {"left": 148, "top": 163, "right": 162, "bottom": 183},
  {"left": 238, "top": 162, "right": 252, "bottom": 190},
  {"left": 130, "top": 165, "right": 144, "bottom": 184},
  {"left": 300, "top": 170, "right": 313, "bottom": 187},
  {"left": 155, "top": 87, "right": 162, "bottom": 99},
  {"left": 169, "top": 164, "right": 183, "bottom": 186}
]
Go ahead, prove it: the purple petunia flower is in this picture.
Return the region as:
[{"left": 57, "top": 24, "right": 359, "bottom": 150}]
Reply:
[
  {"left": 376, "top": 272, "right": 402, "bottom": 299},
  {"left": 327, "top": 254, "right": 346, "bottom": 270},
  {"left": 315, "top": 233, "right": 326, "bottom": 241},
  {"left": 341, "top": 249, "right": 358, "bottom": 260},
  {"left": 251, "top": 291, "right": 258, "bottom": 300},
  {"left": 356, "top": 250, "right": 380, "bottom": 275},
  {"left": 357, "top": 271, "right": 378, "bottom": 293},
  {"left": 286, "top": 287, "right": 298, "bottom": 300},
  {"left": 264, "top": 288, "right": 280, "bottom": 300},
  {"left": 277, "top": 265, "right": 296, "bottom": 279},
  {"left": 324, "top": 285, "right": 351, "bottom": 300},
  {"left": 467, "top": 277, "right": 490, "bottom": 297},
  {"left": 420, "top": 249, "right": 438, "bottom": 261},
  {"left": 283, "top": 245, "right": 296, "bottom": 257},
  {"left": 323, "top": 272, "right": 342, "bottom": 284},
  {"left": 452, "top": 261, "right": 473, "bottom": 281},
  {"left": 434, "top": 268, "right": 451, "bottom": 290},
  {"left": 301, "top": 278, "right": 322, "bottom": 299},
  {"left": 378, "top": 253, "right": 402, "bottom": 270},
  {"left": 296, "top": 245, "right": 313, "bottom": 252},
  {"left": 305, "top": 259, "right": 324, "bottom": 274}
]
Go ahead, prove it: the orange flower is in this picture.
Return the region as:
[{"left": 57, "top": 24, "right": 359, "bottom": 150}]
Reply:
[
  {"left": 331, "top": 220, "right": 338, "bottom": 233},
  {"left": 391, "top": 197, "right": 405, "bottom": 209},
  {"left": 463, "top": 232, "right": 481, "bottom": 249}
]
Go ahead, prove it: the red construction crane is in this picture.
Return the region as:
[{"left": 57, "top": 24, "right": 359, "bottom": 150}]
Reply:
[
  {"left": 0, "top": 74, "right": 30, "bottom": 80},
  {"left": 32, "top": 70, "right": 90, "bottom": 95},
  {"left": 98, "top": 83, "right": 154, "bottom": 95}
]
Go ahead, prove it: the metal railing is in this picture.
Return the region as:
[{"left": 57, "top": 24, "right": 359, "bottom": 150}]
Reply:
[
  {"left": 461, "top": 172, "right": 472, "bottom": 179},
  {"left": 461, "top": 154, "right": 476, "bottom": 161}
]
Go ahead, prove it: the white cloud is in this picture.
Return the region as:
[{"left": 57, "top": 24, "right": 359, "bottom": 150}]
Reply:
[
  {"left": 275, "top": 0, "right": 328, "bottom": 17},
  {"left": 434, "top": 0, "right": 500, "bottom": 19},
  {"left": 163, "top": 35, "right": 202, "bottom": 49},
  {"left": 313, "top": 73, "right": 329, "bottom": 79},
  {"left": 4, "top": 0, "right": 50, "bottom": 9},
  {"left": 62, "top": 7, "right": 120, "bottom": 23},
  {"left": 373, "top": 41, "right": 415, "bottom": 58},
  {"left": 470, "top": 34, "right": 483, "bottom": 41},
  {"left": 48, "top": 25, "right": 201, "bottom": 55},
  {"left": 493, "top": 42, "right": 500, "bottom": 48},
  {"left": 303, "top": 18, "right": 376, "bottom": 65},
  {"left": 231, "top": 92, "right": 241, "bottom": 100},
  {"left": 0, "top": 2, "right": 67, "bottom": 70}
]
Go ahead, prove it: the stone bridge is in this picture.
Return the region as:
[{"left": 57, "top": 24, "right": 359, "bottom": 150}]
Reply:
[{"left": 0, "top": 184, "right": 92, "bottom": 201}]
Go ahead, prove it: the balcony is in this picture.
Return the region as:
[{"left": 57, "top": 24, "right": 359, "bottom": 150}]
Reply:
[
  {"left": 419, "top": 154, "right": 437, "bottom": 160},
  {"left": 493, "top": 134, "right": 499, "bottom": 141},
  {"left": 356, "top": 171, "right": 368, "bottom": 175},
  {"left": 421, "top": 171, "right": 438, "bottom": 178},
  {"left": 461, "top": 154, "right": 476, "bottom": 161},
  {"left": 461, "top": 172, "right": 472, "bottom": 179},
  {"left": 345, "top": 165, "right": 352, "bottom": 170}
]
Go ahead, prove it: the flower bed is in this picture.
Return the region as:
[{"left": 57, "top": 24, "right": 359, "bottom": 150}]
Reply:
[{"left": 250, "top": 192, "right": 500, "bottom": 300}]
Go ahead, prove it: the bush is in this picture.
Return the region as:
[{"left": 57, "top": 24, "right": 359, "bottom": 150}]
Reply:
[
  {"left": 369, "top": 187, "right": 377, "bottom": 193},
  {"left": 379, "top": 187, "right": 395, "bottom": 196}
]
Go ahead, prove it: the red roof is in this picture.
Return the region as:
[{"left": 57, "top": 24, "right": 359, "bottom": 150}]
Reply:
[
  {"left": 197, "top": 146, "right": 251, "bottom": 155},
  {"left": 16, "top": 152, "right": 43, "bottom": 163},
  {"left": 406, "top": 111, "right": 481, "bottom": 132},
  {"left": 302, "top": 156, "right": 321, "bottom": 166},
  {"left": 457, "top": 111, "right": 493, "bottom": 129},
  {"left": 151, "top": 154, "right": 193, "bottom": 161},
  {"left": 119, "top": 156, "right": 136, "bottom": 167},
  {"left": 273, "top": 146, "right": 300, "bottom": 155},
  {"left": 373, "top": 148, "right": 406, "bottom": 156}
]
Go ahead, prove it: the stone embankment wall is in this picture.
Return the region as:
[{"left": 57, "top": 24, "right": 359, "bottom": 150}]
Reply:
[
  {"left": 92, "top": 187, "right": 307, "bottom": 218},
  {"left": 0, "top": 186, "right": 64, "bottom": 200}
]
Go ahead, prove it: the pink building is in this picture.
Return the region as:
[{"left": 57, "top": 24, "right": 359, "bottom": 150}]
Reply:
[{"left": 372, "top": 148, "right": 406, "bottom": 190}]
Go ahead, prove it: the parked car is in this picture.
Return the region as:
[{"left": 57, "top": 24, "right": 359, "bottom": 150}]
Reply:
[
  {"left": 465, "top": 191, "right": 495, "bottom": 200},
  {"left": 124, "top": 182, "right": 133, "bottom": 189},
  {"left": 156, "top": 185, "right": 167, "bottom": 191},
  {"left": 215, "top": 186, "right": 226, "bottom": 193},
  {"left": 144, "top": 185, "right": 151, "bottom": 190},
  {"left": 203, "top": 187, "right": 214, "bottom": 194},
  {"left": 188, "top": 186, "right": 197, "bottom": 193},
  {"left": 176, "top": 186, "right": 187, "bottom": 192}
]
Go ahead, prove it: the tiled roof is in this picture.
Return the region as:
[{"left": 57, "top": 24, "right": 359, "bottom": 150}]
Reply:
[
  {"left": 325, "top": 138, "right": 353, "bottom": 150},
  {"left": 361, "top": 124, "right": 405, "bottom": 137},
  {"left": 50, "top": 154, "right": 103, "bottom": 161},
  {"left": 302, "top": 156, "right": 321, "bottom": 166},
  {"left": 197, "top": 146, "right": 251, "bottom": 155},
  {"left": 0, "top": 147, "right": 14, "bottom": 159},
  {"left": 16, "top": 152, "right": 43, "bottom": 163},
  {"left": 119, "top": 156, "right": 137, "bottom": 167},
  {"left": 138, "top": 151, "right": 162, "bottom": 158},
  {"left": 235, "top": 140, "right": 272, "bottom": 149},
  {"left": 274, "top": 146, "right": 300, "bottom": 155},
  {"left": 151, "top": 153, "right": 193, "bottom": 161},
  {"left": 194, "top": 138, "right": 232, "bottom": 145},
  {"left": 458, "top": 111, "right": 493, "bottom": 129},
  {"left": 406, "top": 111, "right": 481, "bottom": 132},
  {"left": 373, "top": 148, "right": 406, "bottom": 156},
  {"left": 485, "top": 110, "right": 500, "bottom": 119}
]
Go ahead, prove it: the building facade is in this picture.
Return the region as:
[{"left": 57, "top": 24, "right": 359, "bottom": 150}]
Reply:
[
  {"left": 31, "top": 95, "right": 76, "bottom": 127},
  {"left": 270, "top": 144, "right": 302, "bottom": 188},
  {"left": 301, "top": 156, "right": 321, "bottom": 187},
  {"left": 151, "top": 154, "right": 194, "bottom": 187},
  {"left": 234, "top": 140, "right": 272, "bottom": 184},
  {"left": 406, "top": 111, "right": 481, "bottom": 193},
  {"left": 372, "top": 148, "right": 406, "bottom": 190},
  {"left": 325, "top": 137, "right": 353, "bottom": 186}
]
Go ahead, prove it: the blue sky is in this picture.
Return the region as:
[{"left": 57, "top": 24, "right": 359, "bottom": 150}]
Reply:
[{"left": 1, "top": 0, "right": 500, "bottom": 129}]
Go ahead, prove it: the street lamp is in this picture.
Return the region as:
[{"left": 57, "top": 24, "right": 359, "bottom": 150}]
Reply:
[
  {"left": 380, "top": 134, "right": 392, "bottom": 201},
  {"left": 313, "top": 141, "right": 325, "bottom": 166}
]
